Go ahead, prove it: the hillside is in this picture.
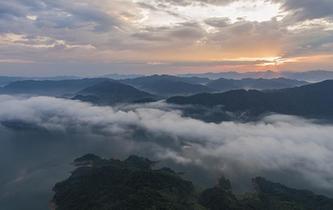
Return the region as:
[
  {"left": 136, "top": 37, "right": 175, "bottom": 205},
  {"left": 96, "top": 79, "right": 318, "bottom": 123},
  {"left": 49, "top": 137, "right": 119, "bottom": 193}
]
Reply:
[
  {"left": 121, "top": 75, "right": 213, "bottom": 96},
  {"left": 167, "top": 80, "right": 333, "bottom": 118},
  {"left": 52, "top": 154, "right": 333, "bottom": 210},
  {"left": 73, "top": 81, "right": 155, "bottom": 105},
  {"left": 52, "top": 154, "right": 202, "bottom": 210}
]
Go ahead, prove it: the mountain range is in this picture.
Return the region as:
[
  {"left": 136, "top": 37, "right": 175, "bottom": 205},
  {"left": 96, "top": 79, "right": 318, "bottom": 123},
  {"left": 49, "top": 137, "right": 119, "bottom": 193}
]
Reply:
[
  {"left": 206, "top": 77, "right": 308, "bottom": 92},
  {"left": 121, "top": 75, "right": 213, "bottom": 96},
  {"left": 73, "top": 81, "right": 155, "bottom": 105},
  {"left": 180, "top": 70, "right": 333, "bottom": 82},
  {"left": 0, "top": 76, "right": 80, "bottom": 87},
  {"left": 0, "top": 74, "right": 325, "bottom": 101},
  {"left": 0, "top": 78, "right": 109, "bottom": 96},
  {"left": 0, "top": 75, "right": 332, "bottom": 119},
  {"left": 167, "top": 80, "right": 333, "bottom": 119}
]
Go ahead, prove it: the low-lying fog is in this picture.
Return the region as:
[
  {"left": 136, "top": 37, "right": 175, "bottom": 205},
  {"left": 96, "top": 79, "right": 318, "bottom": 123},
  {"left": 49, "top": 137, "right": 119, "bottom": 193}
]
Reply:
[{"left": 1, "top": 95, "right": 333, "bottom": 210}]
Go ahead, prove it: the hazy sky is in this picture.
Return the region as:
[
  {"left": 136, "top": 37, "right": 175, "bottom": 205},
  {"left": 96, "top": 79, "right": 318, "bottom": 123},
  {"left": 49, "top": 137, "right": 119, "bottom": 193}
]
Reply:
[{"left": 0, "top": 0, "right": 333, "bottom": 76}]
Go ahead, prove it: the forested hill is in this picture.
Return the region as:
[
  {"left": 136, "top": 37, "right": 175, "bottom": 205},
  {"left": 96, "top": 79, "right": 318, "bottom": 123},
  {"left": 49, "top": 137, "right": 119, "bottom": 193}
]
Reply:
[
  {"left": 167, "top": 80, "right": 333, "bottom": 118},
  {"left": 52, "top": 154, "right": 333, "bottom": 210}
]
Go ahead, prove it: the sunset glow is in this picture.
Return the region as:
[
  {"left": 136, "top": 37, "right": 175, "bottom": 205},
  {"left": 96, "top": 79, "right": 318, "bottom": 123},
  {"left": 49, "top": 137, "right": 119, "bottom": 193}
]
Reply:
[{"left": 0, "top": 0, "right": 332, "bottom": 75}]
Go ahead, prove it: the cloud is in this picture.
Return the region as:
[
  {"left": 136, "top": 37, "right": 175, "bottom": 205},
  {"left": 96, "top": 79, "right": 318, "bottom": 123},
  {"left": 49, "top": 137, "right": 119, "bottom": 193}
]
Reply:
[
  {"left": 280, "top": 0, "right": 333, "bottom": 22},
  {"left": 154, "top": 0, "right": 239, "bottom": 6},
  {"left": 0, "top": 0, "right": 333, "bottom": 74},
  {"left": 1, "top": 95, "right": 333, "bottom": 199},
  {"left": 204, "top": 17, "right": 231, "bottom": 27},
  {"left": 132, "top": 22, "right": 205, "bottom": 45},
  {"left": 0, "top": 2, "right": 27, "bottom": 19},
  {"left": 0, "top": 1, "right": 118, "bottom": 31}
]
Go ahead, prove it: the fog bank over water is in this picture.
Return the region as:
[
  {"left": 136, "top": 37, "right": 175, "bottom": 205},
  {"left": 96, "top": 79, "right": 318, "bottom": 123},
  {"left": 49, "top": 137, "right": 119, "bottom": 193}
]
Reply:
[{"left": 1, "top": 95, "right": 333, "bottom": 209}]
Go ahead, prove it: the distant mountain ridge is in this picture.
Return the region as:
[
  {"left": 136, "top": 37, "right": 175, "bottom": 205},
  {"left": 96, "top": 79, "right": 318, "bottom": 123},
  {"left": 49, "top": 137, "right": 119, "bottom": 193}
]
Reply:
[
  {"left": 167, "top": 80, "right": 333, "bottom": 119},
  {"left": 121, "top": 75, "right": 306, "bottom": 96},
  {"left": 0, "top": 76, "right": 80, "bottom": 87},
  {"left": 206, "top": 77, "right": 308, "bottom": 92},
  {"left": 0, "top": 78, "right": 109, "bottom": 96},
  {"left": 0, "top": 75, "right": 319, "bottom": 107},
  {"left": 180, "top": 70, "right": 333, "bottom": 82},
  {"left": 180, "top": 70, "right": 279, "bottom": 80},
  {"left": 283, "top": 70, "right": 333, "bottom": 82},
  {"left": 121, "top": 75, "right": 213, "bottom": 96}
]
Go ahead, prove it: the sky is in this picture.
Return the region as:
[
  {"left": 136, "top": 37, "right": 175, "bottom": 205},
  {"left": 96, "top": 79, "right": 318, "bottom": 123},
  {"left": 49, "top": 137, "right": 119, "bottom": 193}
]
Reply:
[{"left": 0, "top": 0, "right": 333, "bottom": 76}]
